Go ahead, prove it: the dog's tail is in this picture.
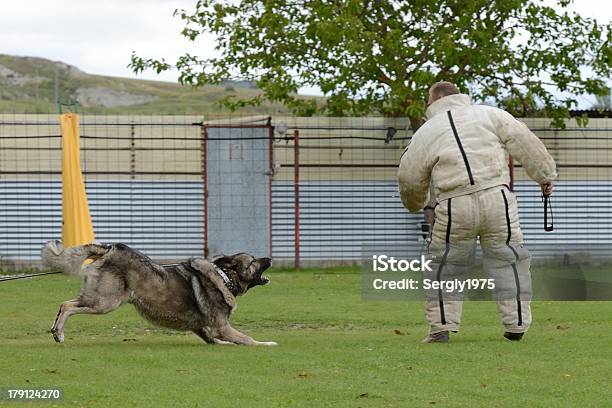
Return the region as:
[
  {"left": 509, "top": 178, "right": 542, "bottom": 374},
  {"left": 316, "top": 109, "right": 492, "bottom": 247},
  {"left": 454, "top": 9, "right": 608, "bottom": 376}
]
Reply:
[{"left": 41, "top": 240, "right": 111, "bottom": 276}]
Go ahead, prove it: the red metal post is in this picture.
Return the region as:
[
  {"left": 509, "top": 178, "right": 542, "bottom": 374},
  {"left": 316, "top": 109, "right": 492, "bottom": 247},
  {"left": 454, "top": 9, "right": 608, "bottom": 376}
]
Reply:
[
  {"left": 268, "top": 125, "right": 274, "bottom": 259},
  {"left": 201, "top": 124, "right": 209, "bottom": 258},
  {"left": 293, "top": 129, "right": 300, "bottom": 271}
]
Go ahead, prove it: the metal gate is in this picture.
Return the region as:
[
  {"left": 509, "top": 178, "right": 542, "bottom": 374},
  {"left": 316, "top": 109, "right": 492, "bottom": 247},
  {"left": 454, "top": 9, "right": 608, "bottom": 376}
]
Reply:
[{"left": 204, "top": 125, "right": 272, "bottom": 258}]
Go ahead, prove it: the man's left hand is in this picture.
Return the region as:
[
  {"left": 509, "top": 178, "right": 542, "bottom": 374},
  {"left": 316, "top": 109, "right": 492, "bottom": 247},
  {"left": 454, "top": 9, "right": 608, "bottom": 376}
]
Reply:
[{"left": 540, "top": 181, "right": 554, "bottom": 197}]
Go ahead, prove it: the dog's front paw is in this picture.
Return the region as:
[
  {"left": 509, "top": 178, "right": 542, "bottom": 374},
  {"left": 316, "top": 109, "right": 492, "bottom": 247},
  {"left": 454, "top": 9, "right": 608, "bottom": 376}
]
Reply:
[
  {"left": 213, "top": 339, "right": 235, "bottom": 345},
  {"left": 255, "top": 341, "right": 278, "bottom": 346}
]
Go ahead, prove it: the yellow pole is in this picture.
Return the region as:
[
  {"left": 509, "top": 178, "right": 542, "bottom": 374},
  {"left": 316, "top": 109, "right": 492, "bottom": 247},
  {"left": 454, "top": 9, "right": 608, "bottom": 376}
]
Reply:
[{"left": 60, "top": 113, "right": 95, "bottom": 247}]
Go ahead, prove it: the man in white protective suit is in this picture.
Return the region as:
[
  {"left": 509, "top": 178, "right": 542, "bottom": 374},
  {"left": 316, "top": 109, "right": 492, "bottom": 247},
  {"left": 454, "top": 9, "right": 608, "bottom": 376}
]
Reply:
[{"left": 398, "top": 82, "right": 557, "bottom": 343}]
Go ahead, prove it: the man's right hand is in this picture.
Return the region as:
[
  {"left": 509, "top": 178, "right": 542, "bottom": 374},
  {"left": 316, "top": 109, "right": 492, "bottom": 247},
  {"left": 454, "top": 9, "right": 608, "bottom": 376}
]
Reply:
[{"left": 540, "top": 181, "right": 554, "bottom": 197}]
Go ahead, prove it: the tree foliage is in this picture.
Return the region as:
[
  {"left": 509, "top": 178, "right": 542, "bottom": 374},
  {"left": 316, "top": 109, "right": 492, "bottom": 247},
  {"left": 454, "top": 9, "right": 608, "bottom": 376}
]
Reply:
[
  {"left": 591, "top": 88, "right": 611, "bottom": 109},
  {"left": 130, "top": 0, "right": 611, "bottom": 128}
]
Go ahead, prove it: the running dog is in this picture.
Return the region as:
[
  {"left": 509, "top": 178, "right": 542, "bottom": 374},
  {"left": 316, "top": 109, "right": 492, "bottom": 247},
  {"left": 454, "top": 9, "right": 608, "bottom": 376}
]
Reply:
[{"left": 41, "top": 241, "right": 276, "bottom": 346}]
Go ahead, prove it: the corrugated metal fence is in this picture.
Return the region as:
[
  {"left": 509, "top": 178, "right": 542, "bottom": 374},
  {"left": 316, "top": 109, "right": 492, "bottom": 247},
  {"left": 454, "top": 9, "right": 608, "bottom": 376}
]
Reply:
[{"left": 1, "top": 114, "right": 611, "bottom": 269}]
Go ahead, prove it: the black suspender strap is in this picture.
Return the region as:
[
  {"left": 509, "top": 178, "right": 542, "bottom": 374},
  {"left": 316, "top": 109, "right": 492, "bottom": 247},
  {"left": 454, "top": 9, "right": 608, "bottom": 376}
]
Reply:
[{"left": 447, "top": 110, "right": 475, "bottom": 186}]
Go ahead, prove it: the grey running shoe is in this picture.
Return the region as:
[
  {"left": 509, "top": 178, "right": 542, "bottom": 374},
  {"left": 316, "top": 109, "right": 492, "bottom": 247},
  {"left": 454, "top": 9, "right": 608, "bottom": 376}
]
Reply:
[
  {"left": 503, "top": 332, "right": 524, "bottom": 341},
  {"left": 422, "top": 331, "right": 450, "bottom": 343}
]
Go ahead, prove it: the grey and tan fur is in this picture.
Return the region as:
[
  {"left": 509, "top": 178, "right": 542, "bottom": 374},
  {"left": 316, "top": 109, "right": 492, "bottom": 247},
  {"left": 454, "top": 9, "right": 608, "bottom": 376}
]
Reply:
[{"left": 41, "top": 240, "right": 276, "bottom": 346}]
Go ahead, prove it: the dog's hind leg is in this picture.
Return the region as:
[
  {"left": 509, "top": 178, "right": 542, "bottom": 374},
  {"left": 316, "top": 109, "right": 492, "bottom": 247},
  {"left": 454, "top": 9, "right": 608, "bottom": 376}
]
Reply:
[
  {"left": 51, "top": 298, "right": 123, "bottom": 343},
  {"left": 51, "top": 300, "right": 94, "bottom": 343},
  {"left": 216, "top": 324, "right": 277, "bottom": 346},
  {"left": 51, "top": 299, "right": 79, "bottom": 342}
]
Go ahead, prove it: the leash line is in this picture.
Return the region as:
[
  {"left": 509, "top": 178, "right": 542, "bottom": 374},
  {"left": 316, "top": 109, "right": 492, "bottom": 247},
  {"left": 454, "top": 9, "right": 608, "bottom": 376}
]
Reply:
[{"left": 0, "top": 271, "right": 63, "bottom": 282}]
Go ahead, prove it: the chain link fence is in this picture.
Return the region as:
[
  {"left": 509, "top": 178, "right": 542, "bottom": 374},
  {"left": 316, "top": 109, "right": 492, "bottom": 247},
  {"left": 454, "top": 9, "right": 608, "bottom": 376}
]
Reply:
[{"left": 1, "top": 113, "right": 611, "bottom": 270}]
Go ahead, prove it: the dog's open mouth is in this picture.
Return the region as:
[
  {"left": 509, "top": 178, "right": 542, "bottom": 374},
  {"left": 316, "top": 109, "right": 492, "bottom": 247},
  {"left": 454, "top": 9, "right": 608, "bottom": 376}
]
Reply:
[
  {"left": 247, "top": 274, "right": 269, "bottom": 289},
  {"left": 255, "top": 258, "right": 271, "bottom": 285},
  {"left": 252, "top": 269, "right": 270, "bottom": 286}
]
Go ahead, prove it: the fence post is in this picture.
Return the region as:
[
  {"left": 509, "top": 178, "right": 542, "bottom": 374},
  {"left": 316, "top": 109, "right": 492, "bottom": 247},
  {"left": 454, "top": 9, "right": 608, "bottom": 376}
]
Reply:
[
  {"left": 294, "top": 129, "right": 300, "bottom": 271},
  {"left": 201, "top": 124, "right": 209, "bottom": 258},
  {"left": 129, "top": 123, "right": 136, "bottom": 180},
  {"left": 130, "top": 122, "right": 135, "bottom": 242},
  {"left": 268, "top": 125, "right": 274, "bottom": 259}
]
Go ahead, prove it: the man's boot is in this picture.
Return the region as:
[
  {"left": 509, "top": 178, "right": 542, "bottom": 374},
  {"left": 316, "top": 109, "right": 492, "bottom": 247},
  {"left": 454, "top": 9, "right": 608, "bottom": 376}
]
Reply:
[
  {"left": 422, "top": 331, "right": 450, "bottom": 343},
  {"left": 503, "top": 331, "right": 524, "bottom": 341}
]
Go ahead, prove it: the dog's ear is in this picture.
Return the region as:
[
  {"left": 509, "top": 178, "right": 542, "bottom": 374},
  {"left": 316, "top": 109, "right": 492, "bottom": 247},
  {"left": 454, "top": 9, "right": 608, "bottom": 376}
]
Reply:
[{"left": 212, "top": 255, "right": 238, "bottom": 271}]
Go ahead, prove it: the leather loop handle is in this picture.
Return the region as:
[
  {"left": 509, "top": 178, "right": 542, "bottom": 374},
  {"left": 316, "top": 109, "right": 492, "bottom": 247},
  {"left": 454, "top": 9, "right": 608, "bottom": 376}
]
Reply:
[{"left": 543, "top": 195, "right": 554, "bottom": 232}]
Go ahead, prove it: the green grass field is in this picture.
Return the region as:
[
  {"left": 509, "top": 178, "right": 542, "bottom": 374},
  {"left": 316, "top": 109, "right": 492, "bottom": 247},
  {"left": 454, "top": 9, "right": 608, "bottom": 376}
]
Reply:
[{"left": 1, "top": 266, "right": 610, "bottom": 407}]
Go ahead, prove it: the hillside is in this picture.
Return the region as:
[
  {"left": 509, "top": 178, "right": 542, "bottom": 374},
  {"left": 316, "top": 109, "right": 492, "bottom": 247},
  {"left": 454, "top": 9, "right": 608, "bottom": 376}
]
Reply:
[{"left": 0, "top": 54, "right": 295, "bottom": 115}]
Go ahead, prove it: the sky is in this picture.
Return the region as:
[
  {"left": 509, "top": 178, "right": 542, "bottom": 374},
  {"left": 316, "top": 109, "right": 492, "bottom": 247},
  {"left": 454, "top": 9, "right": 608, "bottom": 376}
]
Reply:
[{"left": 0, "top": 0, "right": 610, "bottom": 104}]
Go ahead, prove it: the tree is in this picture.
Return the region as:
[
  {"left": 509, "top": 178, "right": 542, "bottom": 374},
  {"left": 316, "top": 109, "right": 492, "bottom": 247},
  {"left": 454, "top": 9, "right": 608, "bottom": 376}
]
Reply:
[
  {"left": 130, "top": 0, "right": 611, "bottom": 128},
  {"left": 591, "top": 88, "right": 611, "bottom": 110}
]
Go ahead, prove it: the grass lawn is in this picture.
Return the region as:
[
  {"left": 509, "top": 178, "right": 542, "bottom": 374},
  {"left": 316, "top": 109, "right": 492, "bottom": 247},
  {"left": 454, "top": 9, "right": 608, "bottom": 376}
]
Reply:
[{"left": 1, "top": 266, "right": 610, "bottom": 407}]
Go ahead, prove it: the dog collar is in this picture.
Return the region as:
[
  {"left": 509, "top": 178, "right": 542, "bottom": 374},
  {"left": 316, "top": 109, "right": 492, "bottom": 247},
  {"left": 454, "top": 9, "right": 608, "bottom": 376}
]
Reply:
[{"left": 213, "top": 265, "right": 239, "bottom": 295}]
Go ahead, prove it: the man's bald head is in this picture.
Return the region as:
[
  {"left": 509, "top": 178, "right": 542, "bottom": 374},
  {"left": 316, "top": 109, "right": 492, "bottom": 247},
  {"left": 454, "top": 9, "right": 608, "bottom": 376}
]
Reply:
[{"left": 428, "top": 81, "right": 460, "bottom": 105}]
